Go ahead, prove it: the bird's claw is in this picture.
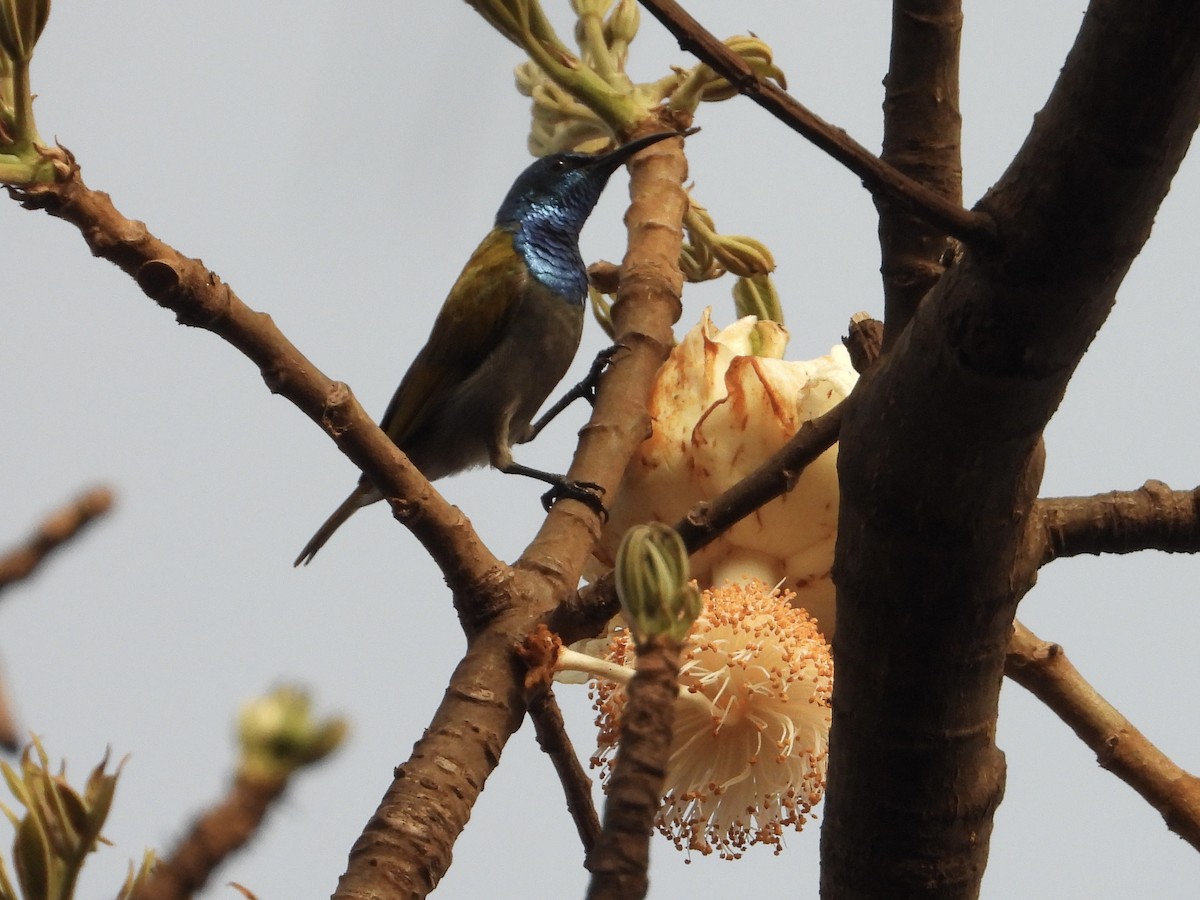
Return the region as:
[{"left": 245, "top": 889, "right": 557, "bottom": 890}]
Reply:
[
  {"left": 580, "top": 343, "right": 625, "bottom": 405},
  {"left": 541, "top": 480, "right": 608, "bottom": 520}
]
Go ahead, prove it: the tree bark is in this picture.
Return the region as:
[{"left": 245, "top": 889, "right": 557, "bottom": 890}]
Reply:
[
  {"left": 822, "top": 1, "right": 1200, "bottom": 897},
  {"left": 876, "top": 0, "right": 963, "bottom": 347}
]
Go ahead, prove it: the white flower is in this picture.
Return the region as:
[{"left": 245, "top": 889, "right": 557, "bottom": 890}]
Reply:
[
  {"left": 594, "top": 308, "right": 857, "bottom": 632},
  {"left": 566, "top": 579, "right": 832, "bottom": 859}
]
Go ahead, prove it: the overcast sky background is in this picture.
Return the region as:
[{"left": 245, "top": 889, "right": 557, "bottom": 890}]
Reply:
[{"left": 3, "top": 2, "right": 1198, "bottom": 897}]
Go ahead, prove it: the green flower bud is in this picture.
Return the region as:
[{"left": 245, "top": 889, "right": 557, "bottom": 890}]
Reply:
[
  {"left": 0, "top": 737, "right": 130, "bottom": 898},
  {"left": 733, "top": 273, "right": 784, "bottom": 325},
  {"left": 571, "top": 0, "right": 613, "bottom": 16},
  {"left": 605, "top": 0, "right": 639, "bottom": 67},
  {"left": 614, "top": 523, "right": 701, "bottom": 646},
  {"left": 0, "top": 0, "right": 51, "bottom": 64},
  {"left": 680, "top": 242, "right": 720, "bottom": 282},
  {"left": 238, "top": 686, "right": 347, "bottom": 780},
  {"left": 695, "top": 35, "right": 788, "bottom": 103},
  {"left": 710, "top": 233, "right": 776, "bottom": 277}
]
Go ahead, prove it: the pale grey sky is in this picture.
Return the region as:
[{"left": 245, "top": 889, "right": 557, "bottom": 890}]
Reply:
[{"left": 3, "top": 2, "right": 1198, "bottom": 897}]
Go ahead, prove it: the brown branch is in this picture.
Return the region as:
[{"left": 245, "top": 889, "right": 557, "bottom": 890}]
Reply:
[
  {"left": 0, "top": 486, "right": 114, "bottom": 594},
  {"left": 637, "top": 0, "right": 993, "bottom": 245},
  {"left": 876, "top": 0, "right": 964, "bottom": 347},
  {"left": 824, "top": 0, "right": 1200, "bottom": 895},
  {"left": 0, "top": 676, "right": 18, "bottom": 753},
  {"left": 519, "top": 121, "right": 691, "bottom": 599},
  {"left": 675, "top": 403, "right": 846, "bottom": 557},
  {"left": 529, "top": 688, "right": 601, "bottom": 854},
  {"left": 0, "top": 487, "right": 115, "bottom": 752},
  {"left": 677, "top": 313, "right": 877, "bottom": 557},
  {"left": 334, "top": 126, "right": 692, "bottom": 898},
  {"left": 843, "top": 313, "right": 885, "bottom": 375},
  {"left": 1037, "top": 480, "right": 1200, "bottom": 566},
  {"left": 8, "top": 165, "right": 502, "bottom": 601},
  {"left": 1005, "top": 620, "right": 1200, "bottom": 851},
  {"left": 130, "top": 772, "right": 288, "bottom": 900},
  {"left": 334, "top": 620, "right": 536, "bottom": 899},
  {"left": 585, "top": 639, "right": 680, "bottom": 900}
]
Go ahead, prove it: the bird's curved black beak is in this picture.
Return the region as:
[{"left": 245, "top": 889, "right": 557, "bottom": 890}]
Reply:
[{"left": 588, "top": 127, "right": 699, "bottom": 175}]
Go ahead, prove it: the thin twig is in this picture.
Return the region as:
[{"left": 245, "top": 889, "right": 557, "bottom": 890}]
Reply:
[
  {"left": 1005, "top": 620, "right": 1200, "bottom": 851},
  {"left": 674, "top": 403, "right": 846, "bottom": 557},
  {"left": 637, "top": 0, "right": 993, "bottom": 244},
  {"left": 0, "top": 486, "right": 114, "bottom": 595},
  {"left": 529, "top": 688, "right": 602, "bottom": 854}
]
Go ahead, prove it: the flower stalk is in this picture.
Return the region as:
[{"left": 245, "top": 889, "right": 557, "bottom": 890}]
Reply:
[{"left": 584, "top": 525, "right": 697, "bottom": 898}]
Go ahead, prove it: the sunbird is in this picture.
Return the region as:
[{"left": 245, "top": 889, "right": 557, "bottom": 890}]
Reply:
[{"left": 295, "top": 130, "right": 687, "bottom": 565}]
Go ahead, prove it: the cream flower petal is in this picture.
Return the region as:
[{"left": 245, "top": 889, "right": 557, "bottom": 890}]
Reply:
[{"left": 597, "top": 308, "right": 857, "bottom": 633}]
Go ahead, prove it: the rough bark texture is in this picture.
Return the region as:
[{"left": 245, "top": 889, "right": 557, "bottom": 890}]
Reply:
[
  {"left": 1038, "top": 480, "right": 1200, "bottom": 564},
  {"left": 823, "top": 1, "right": 1200, "bottom": 897},
  {"left": 333, "top": 124, "right": 691, "bottom": 900},
  {"left": 333, "top": 615, "right": 534, "bottom": 899},
  {"left": 586, "top": 642, "right": 681, "bottom": 900},
  {"left": 876, "top": 0, "right": 964, "bottom": 347}
]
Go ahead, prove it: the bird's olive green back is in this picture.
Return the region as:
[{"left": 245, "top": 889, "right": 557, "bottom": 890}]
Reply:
[{"left": 376, "top": 227, "right": 529, "bottom": 444}]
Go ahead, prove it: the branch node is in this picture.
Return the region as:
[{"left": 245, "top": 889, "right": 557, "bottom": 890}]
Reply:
[{"left": 136, "top": 258, "right": 182, "bottom": 301}]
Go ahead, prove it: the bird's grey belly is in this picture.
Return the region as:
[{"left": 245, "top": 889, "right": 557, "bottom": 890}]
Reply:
[{"left": 403, "top": 293, "right": 584, "bottom": 480}]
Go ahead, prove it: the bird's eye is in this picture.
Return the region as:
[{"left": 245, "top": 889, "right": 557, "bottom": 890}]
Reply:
[{"left": 554, "top": 159, "right": 567, "bottom": 169}]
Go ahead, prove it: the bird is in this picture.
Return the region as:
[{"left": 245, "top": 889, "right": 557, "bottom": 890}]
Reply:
[{"left": 295, "top": 129, "right": 688, "bottom": 566}]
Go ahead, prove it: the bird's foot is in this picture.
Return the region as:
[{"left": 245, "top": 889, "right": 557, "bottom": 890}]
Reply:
[
  {"left": 576, "top": 343, "right": 624, "bottom": 406},
  {"left": 540, "top": 479, "right": 607, "bottom": 520}
]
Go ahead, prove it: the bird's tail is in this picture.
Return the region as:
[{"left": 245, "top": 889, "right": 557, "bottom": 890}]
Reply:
[{"left": 294, "top": 485, "right": 377, "bottom": 567}]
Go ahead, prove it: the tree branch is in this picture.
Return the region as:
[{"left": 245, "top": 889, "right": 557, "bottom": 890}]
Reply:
[
  {"left": 529, "top": 688, "right": 602, "bottom": 855},
  {"left": 585, "top": 639, "right": 680, "bottom": 900},
  {"left": 0, "top": 486, "right": 114, "bottom": 595},
  {"left": 1005, "top": 620, "right": 1200, "bottom": 852},
  {"left": 7, "top": 165, "right": 503, "bottom": 602},
  {"left": 825, "top": 1, "right": 1200, "bottom": 896},
  {"left": 130, "top": 772, "right": 288, "bottom": 900},
  {"left": 875, "top": 0, "right": 964, "bottom": 346},
  {"left": 335, "top": 126, "right": 692, "bottom": 898},
  {"left": 520, "top": 121, "right": 691, "bottom": 599},
  {"left": 1038, "top": 480, "right": 1200, "bottom": 565},
  {"left": 637, "top": 0, "right": 992, "bottom": 244}
]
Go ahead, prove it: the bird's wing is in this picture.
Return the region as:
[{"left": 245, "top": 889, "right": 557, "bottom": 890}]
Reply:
[{"left": 377, "top": 227, "right": 529, "bottom": 443}]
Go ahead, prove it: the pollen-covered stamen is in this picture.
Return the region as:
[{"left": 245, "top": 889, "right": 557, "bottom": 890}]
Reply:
[{"left": 590, "top": 579, "right": 832, "bottom": 859}]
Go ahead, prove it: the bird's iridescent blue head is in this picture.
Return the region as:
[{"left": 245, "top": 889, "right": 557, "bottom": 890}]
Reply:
[{"left": 496, "top": 131, "right": 685, "bottom": 302}]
